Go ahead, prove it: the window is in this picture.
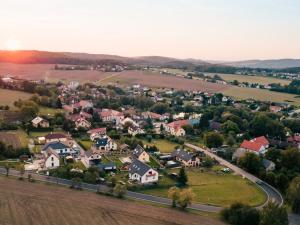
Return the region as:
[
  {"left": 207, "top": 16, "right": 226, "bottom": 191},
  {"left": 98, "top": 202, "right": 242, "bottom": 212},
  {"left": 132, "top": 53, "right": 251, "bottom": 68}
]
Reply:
[
  {"left": 51, "top": 163, "right": 54, "bottom": 167},
  {"left": 51, "top": 157, "right": 54, "bottom": 161}
]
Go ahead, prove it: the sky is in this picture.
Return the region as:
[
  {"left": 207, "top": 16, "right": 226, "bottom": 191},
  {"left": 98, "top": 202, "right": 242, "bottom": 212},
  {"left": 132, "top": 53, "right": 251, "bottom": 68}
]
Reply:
[{"left": 1, "top": 0, "right": 300, "bottom": 61}]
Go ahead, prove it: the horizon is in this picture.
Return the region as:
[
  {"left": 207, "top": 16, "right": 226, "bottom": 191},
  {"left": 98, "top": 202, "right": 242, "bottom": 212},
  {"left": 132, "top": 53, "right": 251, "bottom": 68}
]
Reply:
[{"left": 1, "top": 0, "right": 300, "bottom": 60}]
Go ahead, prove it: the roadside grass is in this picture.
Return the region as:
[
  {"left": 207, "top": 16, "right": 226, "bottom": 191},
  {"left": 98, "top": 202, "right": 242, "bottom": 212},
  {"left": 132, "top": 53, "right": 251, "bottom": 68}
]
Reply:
[
  {"left": 142, "top": 139, "right": 180, "bottom": 153},
  {"left": 139, "top": 168, "right": 267, "bottom": 207}
]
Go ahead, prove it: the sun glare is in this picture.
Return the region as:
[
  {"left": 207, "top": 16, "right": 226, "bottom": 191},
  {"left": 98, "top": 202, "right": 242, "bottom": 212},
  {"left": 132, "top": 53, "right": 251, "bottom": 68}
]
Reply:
[{"left": 4, "top": 40, "right": 21, "bottom": 51}]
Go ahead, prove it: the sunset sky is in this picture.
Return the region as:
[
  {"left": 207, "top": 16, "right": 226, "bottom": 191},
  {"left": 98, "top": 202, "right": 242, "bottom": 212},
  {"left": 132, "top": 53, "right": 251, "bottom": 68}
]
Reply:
[{"left": 1, "top": 0, "right": 300, "bottom": 60}]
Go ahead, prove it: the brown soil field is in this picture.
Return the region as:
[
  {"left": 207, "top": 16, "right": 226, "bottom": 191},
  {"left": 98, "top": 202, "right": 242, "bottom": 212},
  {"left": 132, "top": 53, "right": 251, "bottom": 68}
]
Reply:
[
  {"left": 0, "top": 132, "right": 22, "bottom": 149},
  {"left": 0, "top": 177, "right": 224, "bottom": 225},
  {"left": 101, "top": 71, "right": 228, "bottom": 92}
]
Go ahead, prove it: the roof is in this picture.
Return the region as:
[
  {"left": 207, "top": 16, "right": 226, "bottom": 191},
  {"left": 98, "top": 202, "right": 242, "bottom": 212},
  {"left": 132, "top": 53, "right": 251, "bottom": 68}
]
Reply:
[
  {"left": 171, "top": 149, "right": 193, "bottom": 162},
  {"left": 32, "top": 116, "right": 46, "bottom": 124},
  {"left": 42, "top": 141, "right": 69, "bottom": 151},
  {"left": 253, "top": 136, "right": 269, "bottom": 146},
  {"left": 287, "top": 135, "right": 300, "bottom": 143},
  {"left": 128, "top": 159, "right": 152, "bottom": 176},
  {"left": 262, "top": 159, "right": 275, "bottom": 169},
  {"left": 45, "top": 133, "right": 67, "bottom": 140},
  {"left": 85, "top": 150, "right": 100, "bottom": 158},
  {"left": 132, "top": 145, "right": 145, "bottom": 158},
  {"left": 87, "top": 127, "right": 107, "bottom": 134},
  {"left": 240, "top": 140, "right": 264, "bottom": 152},
  {"left": 43, "top": 149, "right": 60, "bottom": 159},
  {"left": 95, "top": 137, "right": 108, "bottom": 147},
  {"left": 100, "top": 109, "right": 123, "bottom": 118}
]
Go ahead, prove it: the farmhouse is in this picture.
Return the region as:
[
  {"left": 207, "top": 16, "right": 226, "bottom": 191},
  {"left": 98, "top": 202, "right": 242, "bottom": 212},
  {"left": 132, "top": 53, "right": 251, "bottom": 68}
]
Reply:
[
  {"left": 31, "top": 116, "right": 49, "bottom": 128},
  {"left": 87, "top": 127, "right": 107, "bottom": 141},
  {"left": 132, "top": 145, "right": 150, "bottom": 163},
  {"left": 43, "top": 149, "right": 60, "bottom": 169},
  {"left": 171, "top": 149, "right": 201, "bottom": 167},
  {"left": 240, "top": 136, "right": 269, "bottom": 155},
  {"left": 128, "top": 159, "right": 158, "bottom": 184}
]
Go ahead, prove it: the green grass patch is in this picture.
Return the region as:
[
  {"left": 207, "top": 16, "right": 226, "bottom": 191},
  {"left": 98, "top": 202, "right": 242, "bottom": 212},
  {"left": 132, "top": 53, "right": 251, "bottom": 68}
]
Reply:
[
  {"left": 78, "top": 140, "right": 93, "bottom": 150},
  {"left": 38, "top": 107, "right": 65, "bottom": 117},
  {"left": 142, "top": 139, "right": 180, "bottom": 153},
  {"left": 139, "top": 168, "right": 267, "bottom": 207}
]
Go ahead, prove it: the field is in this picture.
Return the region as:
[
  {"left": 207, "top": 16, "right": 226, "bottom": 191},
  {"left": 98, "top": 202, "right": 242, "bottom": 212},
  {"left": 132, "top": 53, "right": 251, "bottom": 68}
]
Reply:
[
  {"left": 142, "top": 139, "right": 181, "bottom": 153},
  {"left": 205, "top": 73, "right": 291, "bottom": 85},
  {"left": 0, "top": 130, "right": 28, "bottom": 149},
  {"left": 223, "top": 86, "right": 300, "bottom": 106},
  {"left": 0, "top": 88, "right": 32, "bottom": 108},
  {"left": 140, "top": 168, "right": 266, "bottom": 207},
  {"left": 0, "top": 177, "right": 225, "bottom": 225}
]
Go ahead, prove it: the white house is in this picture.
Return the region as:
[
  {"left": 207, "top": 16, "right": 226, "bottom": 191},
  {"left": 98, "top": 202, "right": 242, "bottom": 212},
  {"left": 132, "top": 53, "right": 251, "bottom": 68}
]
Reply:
[
  {"left": 132, "top": 145, "right": 150, "bottom": 163},
  {"left": 87, "top": 128, "right": 107, "bottom": 141},
  {"left": 100, "top": 109, "right": 124, "bottom": 124},
  {"left": 43, "top": 149, "right": 60, "bottom": 169},
  {"left": 171, "top": 149, "right": 201, "bottom": 167},
  {"left": 128, "top": 159, "right": 158, "bottom": 184},
  {"left": 128, "top": 126, "right": 145, "bottom": 136},
  {"left": 75, "top": 118, "right": 91, "bottom": 130},
  {"left": 95, "top": 136, "right": 117, "bottom": 151},
  {"left": 164, "top": 120, "right": 188, "bottom": 137},
  {"left": 42, "top": 141, "right": 74, "bottom": 156},
  {"left": 83, "top": 150, "right": 101, "bottom": 167},
  {"left": 32, "top": 116, "right": 49, "bottom": 128},
  {"left": 240, "top": 136, "right": 270, "bottom": 155}
]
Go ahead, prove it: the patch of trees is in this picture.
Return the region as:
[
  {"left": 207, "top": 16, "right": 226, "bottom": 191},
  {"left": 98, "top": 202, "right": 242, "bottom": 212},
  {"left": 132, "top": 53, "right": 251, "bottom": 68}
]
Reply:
[
  {"left": 270, "top": 80, "right": 300, "bottom": 95},
  {"left": 0, "top": 141, "right": 30, "bottom": 159}
]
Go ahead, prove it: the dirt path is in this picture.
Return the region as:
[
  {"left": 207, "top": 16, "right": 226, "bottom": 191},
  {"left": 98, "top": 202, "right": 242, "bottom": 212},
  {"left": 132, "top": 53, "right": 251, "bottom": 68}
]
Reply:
[{"left": 0, "top": 177, "right": 224, "bottom": 225}]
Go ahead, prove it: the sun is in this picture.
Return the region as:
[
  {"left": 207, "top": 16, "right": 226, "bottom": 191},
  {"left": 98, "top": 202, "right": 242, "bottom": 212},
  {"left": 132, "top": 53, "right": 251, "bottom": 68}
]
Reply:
[{"left": 4, "top": 39, "right": 21, "bottom": 51}]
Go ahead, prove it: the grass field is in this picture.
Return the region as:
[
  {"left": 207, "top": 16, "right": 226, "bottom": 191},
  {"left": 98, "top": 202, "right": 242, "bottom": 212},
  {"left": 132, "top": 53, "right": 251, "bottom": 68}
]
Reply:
[
  {"left": 39, "top": 107, "right": 65, "bottom": 116},
  {"left": 0, "top": 88, "right": 32, "bottom": 108},
  {"left": 223, "top": 86, "right": 300, "bottom": 106},
  {"left": 142, "top": 139, "right": 181, "bottom": 153},
  {"left": 78, "top": 140, "right": 93, "bottom": 150},
  {"left": 140, "top": 168, "right": 266, "bottom": 207},
  {"left": 205, "top": 73, "right": 291, "bottom": 85},
  {"left": 0, "top": 130, "right": 28, "bottom": 149},
  {"left": 0, "top": 177, "right": 224, "bottom": 225}
]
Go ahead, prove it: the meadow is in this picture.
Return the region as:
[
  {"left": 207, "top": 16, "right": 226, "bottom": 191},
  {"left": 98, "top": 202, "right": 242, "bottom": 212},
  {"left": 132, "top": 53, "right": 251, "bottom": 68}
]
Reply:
[{"left": 0, "top": 88, "right": 32, "bottom": 108}]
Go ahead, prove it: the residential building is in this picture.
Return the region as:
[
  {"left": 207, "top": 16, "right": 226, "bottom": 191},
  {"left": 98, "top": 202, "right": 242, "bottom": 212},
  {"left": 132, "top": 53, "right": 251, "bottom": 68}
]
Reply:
[
  {"left": 132, "top": 145, "right": 150, "bottom": 163},
  {"left": 240, "top": 136, "right": 269, "bottom": 155},
  {"left": 31, "top": 116, "right": 49, "bottom": 128},
  {"left": 128, "top": 159, "right": 158, "bottom": 184},
  {"left": 164, "top": 120, "right": 188, "bottom": 136},
  {"left": 83, "top": 150, "right": 101, "bottom": 167},
  {"left": 43, "top": 149, "right": 60, "bottom": 169},
  {"left": 45, "top": 133, "right": 68, "bottom": 143},
  {"left": 95, "top": 136, "right": 117, "bottom": 151},
  {"left": 87, "top": 128, "right": 107, "bottom": 141},
  {"left": 171, "top": 149, "right": 201, "bottom": 167},
  {"left": 42, "top": 141, "right": 74, "bottom": 156}
]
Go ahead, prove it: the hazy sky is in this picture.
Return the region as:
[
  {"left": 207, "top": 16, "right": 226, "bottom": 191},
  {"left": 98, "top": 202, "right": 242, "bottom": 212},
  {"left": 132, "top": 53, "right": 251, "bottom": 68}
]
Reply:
[{"left": 1, "top": 0, "right": 300, "bottom": 60}]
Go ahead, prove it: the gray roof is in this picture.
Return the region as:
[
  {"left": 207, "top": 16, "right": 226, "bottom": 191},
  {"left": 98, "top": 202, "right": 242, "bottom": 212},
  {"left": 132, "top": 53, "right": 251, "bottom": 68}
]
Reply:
[
  {"left": 132, "top": 145, "right": 145, "bottom": 158},
  {"left": 42, "top": 141, "right": 69, "bottom": 151},
  {"left": 263, "top": 159, "right": 275, "bottom": 169},
  {"left": 171, "top": 149, "right": 193, "bottom": 162},
  {"left": 128, "top": 159, "right": 151, "bottom": 176}
]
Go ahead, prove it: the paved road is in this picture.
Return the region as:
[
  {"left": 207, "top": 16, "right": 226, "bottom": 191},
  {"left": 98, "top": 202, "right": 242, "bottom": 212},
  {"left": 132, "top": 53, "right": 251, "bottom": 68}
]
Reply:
[{"left": 185, "top": 143, "right": 284, "bottom": 207}]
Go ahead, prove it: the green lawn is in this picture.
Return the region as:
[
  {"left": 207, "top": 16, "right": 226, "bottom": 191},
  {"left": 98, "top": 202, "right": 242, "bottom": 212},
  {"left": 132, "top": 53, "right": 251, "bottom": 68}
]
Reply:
[
  {"left": 38, "top": 107, "right": 65, "bottom": 117},
  {"left": 139, "top": 168, "right": 267, "bottom": 207},
  {"left": 78, "top": 140, "right": 93, "bottom": 150},
  {"left": 142, "top": 139, "right": 180, "bottom": 153},
  {"left": 0, "top": 88, "right": 33, "bottom": 109}
]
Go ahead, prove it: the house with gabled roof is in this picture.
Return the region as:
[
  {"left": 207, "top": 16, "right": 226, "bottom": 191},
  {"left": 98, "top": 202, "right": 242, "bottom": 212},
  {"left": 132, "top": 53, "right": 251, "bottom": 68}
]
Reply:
[
  {"left": 43, "top": 149, "right": 60, "bottom": 169},
  {"left": 171, "top": 149, "right": 200, "bottom": 167},
  {"left": 95, "top": 136, "right": 117, "bottom": 152},
  {"left": 42, "top": 141, "right": 74, "bottom": 156},
  {"left": 132, "top": 145, "right": 150, "bottom": 163},
  {"left": 32, "top": 116, "right": 49, "bottom": 128},
  {"left": 83, "top": 150, "right": 101, "bottom": 167},
  {"left": 164, "top": 120, "right": 188, "bottom": 137},
  {"left": 100, "top": 109, "right": 124, "bottom": 124},
  {"left": 128, "top": 159, "right": 158, "bottom": 184},
  {"left": 75, "top": 118, "right": 91, "bottom": 130},
  {"left": 45, "top": 133, "right": 68, "bottom": 143},
  {"left": 240, "top": 136, "right": 269, "bottom": 155},
  {"left": 87, "top": 128, "right": 107, "bottom": 141}
]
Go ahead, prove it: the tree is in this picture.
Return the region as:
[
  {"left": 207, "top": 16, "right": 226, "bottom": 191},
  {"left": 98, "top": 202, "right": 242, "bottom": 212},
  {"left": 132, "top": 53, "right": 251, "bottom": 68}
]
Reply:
[
  {"left": 177, "top": 188, "right": 195, "bottom": 209},
  {"left": 204, "top": 132, "right": 224, "bottom": 148},
  {"left": 287, "top": 176, "right": 300, "bottom": 213},
  {"left": 168, "top": 186, "right": 180, "bottom": 207},
  {"left": 113, "top": 184, "right": 127, "bottom": 198},
  {"left": 71, "top": 177, "right": 82, "bottom": 190},
  {"left": 56, "top": 98, "right": 62, "bottom": 109},
  {"left": 281, "top": 148, "right": 300, "bottom": 170},
  {"left": 4, "top": 163, "right": 10, "bottom": 176},
  {"left": 222, "top": 120, "right": 240, "bottom": 134},
  {"left": 151, "top": 103, "right": 170, "bottom": 114},
  {"left": 259, "top": 202, "right": 288, "bottom": 225},
  {"left": 238, "top": 152, "right": 262, "bottom": 175},
  {"left": 16, "top": 164, "right": 25, "bottom": 180},
  {"left": 221, "top": 203, "right": 260, "bottom": 225},
  {"left": 177, "top": 167, "right": 188, "bottom": 186}
]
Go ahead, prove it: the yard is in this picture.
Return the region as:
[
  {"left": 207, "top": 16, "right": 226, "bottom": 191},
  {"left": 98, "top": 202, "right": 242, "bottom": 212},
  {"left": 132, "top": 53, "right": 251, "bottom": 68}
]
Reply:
[
  {"left": 139, "top": 168, "right": 267, "bottom": 207},
  {"left": 142, "top": 139, "right": 181, "bottom": 153}
]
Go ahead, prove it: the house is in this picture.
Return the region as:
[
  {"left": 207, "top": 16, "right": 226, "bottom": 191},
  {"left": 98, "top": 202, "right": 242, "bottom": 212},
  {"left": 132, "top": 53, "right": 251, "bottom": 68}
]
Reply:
[
  {"left": 128, "top": 159, "right": 158, "bottom": 184},
  {"left": 287, "top": 135, "right": 300, "bottom": 149},
  {"left": 142, "top": 111, "right": 163, "bottom": 121},
  {"left": 119, "top": 117, "right": 139, "bottom": 129},
  {"left": 75, "top": 118, "right": 91, "bottom": 130},
  {"left": 45, "top": 133, "right": 68, "bottom": 143},
  {"left": 240, "top": 136, "right": 269, "bottom": 155},
  {"left": 128, "top": 126, "right": 145, "bottom": 136},
  {"left": 171, "top": 149, "right": 201, "bottom": 167},
  {"left": 95, "top": 136, "right": 117, "bottom": 151},
  {"left": 83, "top": 150, "right": 101, "bottom": 167},
  {"left": 269, "top": 105, "right": 282, "bottom": 113},
  {"left": 263, "top": 159, "right": 275, "bottom": 171},
  {"left": 164, "top": 120, "right": 188, "bottom": 136},
  {"left": 87, "top": 128, "right": 107, "bottom": 141},
  {"left": 97, "top": 162, "right": 117, "bottom": 172},
  {"left": 100, "top": 109, "right": 124, "bottom": 124},
  {"left": 43, "top": 149, "right": 60, "bottom": 169},
  {"left": 132, "top": 145, "right": 150, "bottom": 163},
  {"left": 42, "top": 141, "right": 74, "bottom": 156},
  {"left": 31, "top": 116, "right": 49, "bottom": 128}
]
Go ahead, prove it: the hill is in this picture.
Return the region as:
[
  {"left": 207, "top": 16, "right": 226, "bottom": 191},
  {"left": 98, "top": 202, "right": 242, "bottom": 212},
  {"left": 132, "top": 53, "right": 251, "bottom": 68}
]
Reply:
[{"left": 224, "top": 59, "right": 300, "bottom": 69}]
